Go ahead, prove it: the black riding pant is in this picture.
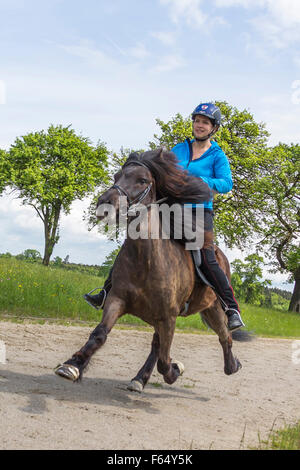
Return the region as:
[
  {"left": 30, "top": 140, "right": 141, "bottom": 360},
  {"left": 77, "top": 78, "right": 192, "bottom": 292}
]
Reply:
[{"left": 200, "top": 210, "right": 240, "bottom": 312}]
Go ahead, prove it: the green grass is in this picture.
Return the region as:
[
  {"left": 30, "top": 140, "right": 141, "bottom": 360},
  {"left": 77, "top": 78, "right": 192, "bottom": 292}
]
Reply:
[
  {"left": 256, "top": 421, "right": 300, "bottom": 450},
  {"left": 0, "top": 257, "right": 103, "bottom": 322},
  {"left": 0, "top": 257, "right": 299, "bottom": 338}
]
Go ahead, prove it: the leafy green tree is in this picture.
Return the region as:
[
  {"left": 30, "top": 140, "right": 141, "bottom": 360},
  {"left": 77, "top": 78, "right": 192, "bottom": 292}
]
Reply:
[
  {"left": 23, "top": 249, "right": 42, "bottom": 261},
  {"left": 270, "top": 292, "right": 290, "bottom": 311},
  {"left": 98, "top": 247, "right": 120, "bottom": 277},
  {"left": 255, "top": 144, "right": 300, "bottom": 312},
  {"left": 149, "top": 100, "right": 270, "bottom": 248},
  {"left": 53, "top": 256, "right": 63, "bottom": 266},
  {"left": 5, "top": 125, "right": 109, "bottom": 265},
  {"left": 0, "top": 149, "right": 9, "bottom": 193},
  {"left": 0, "top": 252, "right": 13, "bottom": 258},
  {"left": 231, "top": 254, "right": 271, "bottom": 305}
]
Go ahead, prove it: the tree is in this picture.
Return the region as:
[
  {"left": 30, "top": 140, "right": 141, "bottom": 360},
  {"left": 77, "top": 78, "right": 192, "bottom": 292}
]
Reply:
[
  {"left": 23, "top": 249, "right": 42, "bottom": 261},
  {"left": 53, "top": 256, "right": 63, "bottom": 266},
  {"left": 0, "top": 149, "right": 9, "bottom": 194},
  {"left": 5, "top": 125, "right": 109, "bottom": 265},
  {"left": 231, "top": 254, "right": 271, "bottom": 305},
  {"left": 149, "top": 101, "right": 270, "bottom": 248},
  {"left": 99, "top": 247, "right": 120, "bottom": 277},
  {"left": 63, "top": 255, "right": 70, "bottom": 264},
  {"left": 255, "top": 144, "right": 300, "bottom": 312}
]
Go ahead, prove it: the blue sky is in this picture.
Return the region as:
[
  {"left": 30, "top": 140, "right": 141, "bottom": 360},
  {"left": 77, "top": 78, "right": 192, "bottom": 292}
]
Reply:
[{"left": 0, "top": 0, "right": 299, "bottom": 290}]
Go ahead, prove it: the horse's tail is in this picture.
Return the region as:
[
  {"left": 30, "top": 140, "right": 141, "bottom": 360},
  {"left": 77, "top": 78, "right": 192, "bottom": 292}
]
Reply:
[
  {"left": 231, "top": 329, "right": 255, "bottom": 342},
  {"left": 200, "top": 313, "right": 255, "bottom": 342}
]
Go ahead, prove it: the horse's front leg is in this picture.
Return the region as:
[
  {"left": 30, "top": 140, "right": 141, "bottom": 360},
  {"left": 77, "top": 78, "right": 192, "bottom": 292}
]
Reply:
[
  {"left": 55, "top": 297, "right": 125, "bottom": 381},
  {"left": 156, "top": 317, "right": 184, "bottom": 385},
  {"left": 127, "top": 331, "right": 160, "bottom": 393}
]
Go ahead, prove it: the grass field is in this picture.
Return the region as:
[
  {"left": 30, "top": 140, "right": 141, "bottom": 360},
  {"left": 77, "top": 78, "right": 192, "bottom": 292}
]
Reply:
[{"left": 1, "top": 257, "right": 299, "bottom": 338}]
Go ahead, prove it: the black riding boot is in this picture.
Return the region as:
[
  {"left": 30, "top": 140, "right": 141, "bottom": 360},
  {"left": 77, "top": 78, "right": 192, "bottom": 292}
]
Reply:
[
  {"left": 84, "top": 268, "right": 113, "bottom": 310},
  {"left": 200, "top": 248, "right": 245, "bottom": 332}
]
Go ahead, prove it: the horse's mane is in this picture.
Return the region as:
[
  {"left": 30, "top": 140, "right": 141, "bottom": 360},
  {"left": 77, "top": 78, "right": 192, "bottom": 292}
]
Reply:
[{"left": 122, "top": 148, "right": 212, "bottom": 205}]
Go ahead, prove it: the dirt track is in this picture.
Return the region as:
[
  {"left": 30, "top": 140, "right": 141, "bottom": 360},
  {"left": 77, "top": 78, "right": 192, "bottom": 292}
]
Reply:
[{"left": 0, "top": 321, "right": 299, "bottom": 450}]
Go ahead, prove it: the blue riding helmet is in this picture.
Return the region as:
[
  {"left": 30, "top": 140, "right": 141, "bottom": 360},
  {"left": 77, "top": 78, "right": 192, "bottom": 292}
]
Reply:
[{"left": 192, "top": 103, "right": 222, "bottom": 127}]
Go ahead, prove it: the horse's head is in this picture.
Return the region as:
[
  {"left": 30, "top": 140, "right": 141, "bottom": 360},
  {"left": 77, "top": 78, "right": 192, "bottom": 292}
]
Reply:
[
  {"left": 96, "top": 155, "right": 156, "bottom": 221},
  {"left": 95, "top": 147, "right": 211, "bottom": 222}
]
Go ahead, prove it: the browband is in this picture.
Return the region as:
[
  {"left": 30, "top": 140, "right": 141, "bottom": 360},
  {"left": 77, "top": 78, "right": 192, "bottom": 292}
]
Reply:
[{"left": 123, "top": 160, "right": 149, "bottom": 171}]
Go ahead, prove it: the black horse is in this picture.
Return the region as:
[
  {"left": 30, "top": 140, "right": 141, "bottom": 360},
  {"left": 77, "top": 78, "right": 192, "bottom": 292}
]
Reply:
[{"left": 55, "top": 149, "right": 241, "bottom": 391}]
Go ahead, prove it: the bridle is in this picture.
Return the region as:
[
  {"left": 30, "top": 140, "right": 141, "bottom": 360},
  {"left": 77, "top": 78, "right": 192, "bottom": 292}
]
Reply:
[{"left": 111, "top": 161, "right": 167, "bottom": 215}]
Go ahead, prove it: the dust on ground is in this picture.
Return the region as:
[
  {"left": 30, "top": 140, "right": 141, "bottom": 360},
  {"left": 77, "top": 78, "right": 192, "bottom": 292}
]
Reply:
[{"left": 0, "top": 321, "right": 299, "bottom": 450}]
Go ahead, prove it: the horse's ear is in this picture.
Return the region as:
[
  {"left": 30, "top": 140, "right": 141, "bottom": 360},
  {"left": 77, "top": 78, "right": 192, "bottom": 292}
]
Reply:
[
  {"left": 158, "top": 147, "right": 166, "bottom": 160},
  {"left": 114, "top": 169, "right": 122, "bottom": 183},
  {"left": 128, "top": 151, "right": 140, "bottom": 160}
]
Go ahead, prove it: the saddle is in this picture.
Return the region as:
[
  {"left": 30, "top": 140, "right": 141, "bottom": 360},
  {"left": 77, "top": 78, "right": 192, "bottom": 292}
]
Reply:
[
  {"left": 191, "top": 250, "right": 214, "bottom": 289},
  {"left": 179, "top": 250, "right": 214, "bottom": 316}
]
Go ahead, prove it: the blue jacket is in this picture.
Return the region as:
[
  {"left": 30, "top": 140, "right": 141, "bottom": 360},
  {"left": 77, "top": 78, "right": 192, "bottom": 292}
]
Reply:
[{"left": 172, "top": 139, "right": 233, "bottom": 209}]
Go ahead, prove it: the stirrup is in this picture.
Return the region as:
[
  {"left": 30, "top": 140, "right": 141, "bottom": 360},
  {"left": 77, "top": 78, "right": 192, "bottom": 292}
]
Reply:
[
  {"left": 225, "top": 309, "right": 245, "bottom": 331},
  {"left": 84, "top": 287, "right": 107, "bottom": 310},
  {"left": 86, "top": 287, "right": 104, "bottom": 295}
]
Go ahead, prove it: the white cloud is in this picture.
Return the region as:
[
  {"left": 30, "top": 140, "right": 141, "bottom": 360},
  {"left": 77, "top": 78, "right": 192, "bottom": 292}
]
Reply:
[
  {"left": 151, "top": 54, "right": 186, "bottom": 73},
  {"left": 215, "top": 0, "right": 300, "bottom": 48},
  {"left": 160, "top": 0, "right": 207, "bottom": 27},
  {"left": 151, "top": 31, "right": 177, "bottom": 46},
  {"left": 128, "top": 42, "right": 149, "bottom": 60},
  {"left": 0, "top": 80, "right": 6, "bottom": 105},
  {"left": 293, "top": 55, "right": 300, "bottom": 68},
  {"left": 214, "top": 0, "right": 263, "bottom": 6},
  {"left": 251, "top": 14, "right": 300, "bottom": 49},
  {"left": 265, "top": 0, "right": 300, "bottom": 27},
  {"left": 58, "top": 40, "right": 115, "bottom": 68}
]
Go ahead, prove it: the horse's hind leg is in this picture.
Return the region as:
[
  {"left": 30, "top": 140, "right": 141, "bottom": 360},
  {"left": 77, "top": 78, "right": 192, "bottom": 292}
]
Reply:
[
  {"left": 156, "top": 318, "right": 184, "bottom": 385},
  {"left": 55, "top": 297, "right": 125, "bottom": 381},
  {"left": 201, "top": 300, "right": 242, "bottom": 375},
  {"left": 128, "top": 332, "right": 160, "bottom": 392}
]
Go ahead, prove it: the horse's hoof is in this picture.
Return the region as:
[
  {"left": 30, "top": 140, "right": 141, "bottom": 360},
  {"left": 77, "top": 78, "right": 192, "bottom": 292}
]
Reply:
[
  {"left": 127, "top": 380, "right": 143, "bottom": 393},
  {"left": 224, "top": 358, "right": 242, "bottom": 375},
  {"left": 173, "top": 360, "right": 185, "bottom": 376},
  {"left": 54, "top": 364, "right": 80, "bottom": 382}
]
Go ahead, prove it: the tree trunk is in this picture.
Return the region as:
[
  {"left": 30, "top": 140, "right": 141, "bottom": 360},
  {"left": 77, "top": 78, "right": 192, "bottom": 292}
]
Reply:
[
  {"left": 289, "top": 266, "right": 300, "bottom": 313},
  {"left": 42, "top": 208, "right": 50, "bottom": 266},
  {"left": 42, "top": 205, "right": 61, "bottom": 266}
]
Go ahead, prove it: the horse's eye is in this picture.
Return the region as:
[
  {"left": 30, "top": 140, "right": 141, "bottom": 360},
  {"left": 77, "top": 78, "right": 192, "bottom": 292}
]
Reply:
[{"left": 139, "top": 178, "right": 148, "bottom": 184}]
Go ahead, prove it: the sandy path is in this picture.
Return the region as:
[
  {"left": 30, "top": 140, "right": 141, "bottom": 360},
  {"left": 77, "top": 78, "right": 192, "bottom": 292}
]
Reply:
[{"left": 0, "top": 321, "right": 299, "bottom": 450}]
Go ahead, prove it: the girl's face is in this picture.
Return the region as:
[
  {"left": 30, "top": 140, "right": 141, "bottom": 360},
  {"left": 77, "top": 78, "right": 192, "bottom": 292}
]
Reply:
[{"left": 192, "top": 115, "right": 214, "bottom": 140}]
